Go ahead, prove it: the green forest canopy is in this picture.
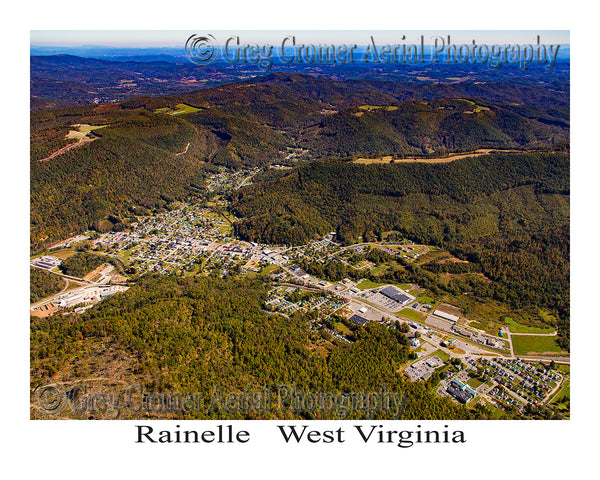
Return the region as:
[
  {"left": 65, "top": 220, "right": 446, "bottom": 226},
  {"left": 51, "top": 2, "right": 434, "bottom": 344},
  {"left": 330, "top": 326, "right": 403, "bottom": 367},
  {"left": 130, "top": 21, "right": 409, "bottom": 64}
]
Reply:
[
  {"left": 231, "top": 151, "right": 569, "bottom": 348},
  {"left": 30, "top": 274, "right": 476, "bottom": 420}
]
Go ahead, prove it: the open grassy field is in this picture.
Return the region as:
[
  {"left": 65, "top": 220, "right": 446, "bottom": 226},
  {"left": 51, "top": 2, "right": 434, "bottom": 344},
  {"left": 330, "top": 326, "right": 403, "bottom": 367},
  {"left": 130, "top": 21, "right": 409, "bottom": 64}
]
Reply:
[
  {"left": 416, "top": 295, "right": 436, "bottom": 306},
  {"left": 549, "top": 375, "right": 570, "bottom": 418},
  {"left": 353, "top": 149, "right": 496, "bottom": 165},
  {"left": 218, "top": 224, "right": 233, "bottom": 235},
  {"left": 117, "top": 248, "right": 134, "bottom": 267},
  {"left": 442, "top": 294, "right": 530, "bottom": 335},
  {"left": 79, "top": 124, "right": 107, "bottom": 134},
  {"left": 156, "top": 104, "right": 201, "bottom": 115},
  {"left": 369, "top": 265, "right": 388, "bottom": 276},
  {"left": 468, "top": 320, "right": 488, "bottom": 331},
  {"left": 557, "top": 364, "right": 570, "bottom": 373},
  {"left": 333, "top": 321, "right": 352, "bottom": 336},
  {"left": 487, "top": 403, "right": 507, "bottom": 419},
  {"left": 398, "top": 308, "right": 426, "bottom": 323},
  {"left": 353, "top": 147, "right": 526, "bottom": 165},
  {"left": 538, "top": 310, "right": 558, "bottom": 324},
  {"left": 550, "top": 377, "right": 570, "bottom": 403},
  {"left": 65, "top": 129, "right": 87, "bottom": 140},
  {"left": 182, "top": 262, "right": 201, "bottom": 278},
  {"left": 356, "top": 279, "right": 388, "bottom": 290},
  {"left": 505, "top": 317, "right": 555, "bottom": 334},
  {"left": 172, "top": 103, "right": 201, "bottom": 114},
  {"left": 467, "top": 377, "right": 484, "bottom": 389},
  {"left": 408, "top": 288, "right": 424, "bottom": 297},
  {"left": 357, "top": 105, "right": 398, "bottom": 112},
  {"left": 65, "top": 124, "right": 107, "bottom": 140},
  {"left": 353, "top": 156, "right": 394, "bottom": 164},
  {"left": 43, "top": 248, "right": 76, "bottom": 260},
  {"left": 65, "top": 280, "right": 82, "bottom": 291},
  {"left": 429, "top": 349, "right": 450, "bottom": 363},
  {"left": 511, "top": 335, "right": 564, "bottom": 355},
  {"left": 355, "top": 279, "right": 412, "bottom": 292},
  {"left": 261, "top": 264, "right": 280, "bottom": 275},
  {"left": 413, "top": 250, "right": 449, "bottom": 265}
]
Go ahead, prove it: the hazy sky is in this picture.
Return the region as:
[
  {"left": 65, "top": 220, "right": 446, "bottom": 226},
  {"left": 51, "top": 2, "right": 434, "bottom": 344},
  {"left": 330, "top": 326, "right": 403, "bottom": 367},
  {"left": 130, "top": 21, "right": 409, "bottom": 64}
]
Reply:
[{"left": 31, "top": 30, "right": 569, "bottom": 47}]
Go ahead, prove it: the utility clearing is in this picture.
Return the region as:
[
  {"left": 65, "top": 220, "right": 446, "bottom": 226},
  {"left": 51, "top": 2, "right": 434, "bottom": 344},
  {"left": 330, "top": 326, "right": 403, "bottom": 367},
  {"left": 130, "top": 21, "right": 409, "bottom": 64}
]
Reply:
[
  {"left": 353, "top": 149, "right": 522, "bottom": 165},
  {"left": 38, "top": 124, "right": 106, "bottom": 162}
]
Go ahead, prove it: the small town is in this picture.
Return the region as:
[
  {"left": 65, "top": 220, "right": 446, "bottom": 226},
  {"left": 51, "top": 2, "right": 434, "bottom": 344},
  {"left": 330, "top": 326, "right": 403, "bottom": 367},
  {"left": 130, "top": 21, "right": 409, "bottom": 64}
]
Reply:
[{"left": 30, "top": 168, "right": 569, "bottom": 418}]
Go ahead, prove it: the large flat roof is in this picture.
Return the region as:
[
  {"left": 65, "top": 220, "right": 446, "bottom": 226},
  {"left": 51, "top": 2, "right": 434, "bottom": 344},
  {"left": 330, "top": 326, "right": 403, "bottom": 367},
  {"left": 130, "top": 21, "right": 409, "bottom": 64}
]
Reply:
[
  {"left": 349, "top": 314, "right": 369, "bottom": 326},
  {"left": 433, "top": 309, "right": 459, "bottom": 322},
  {"left": 380, "top": 286, "right": 412, "bottom": 304}
]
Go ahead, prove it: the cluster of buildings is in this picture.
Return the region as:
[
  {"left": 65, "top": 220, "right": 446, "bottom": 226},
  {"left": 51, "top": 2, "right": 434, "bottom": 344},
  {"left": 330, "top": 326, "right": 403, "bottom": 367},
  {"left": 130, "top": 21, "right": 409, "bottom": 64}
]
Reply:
[
  {"left": 90, "top": 204, "right": 234, "bottom": 274},
  {"left": 50, "top": 234, "right": 89, "bottom": 249},
  {"left": 205, "top": 167, "right": 262, "bottom": 193},
  {"left": 482, "top": 358, "right": 560, "bottom": 405},
  {"left": 410, "top": 302, "right": 433, "bottom": 313},
  {"left": 288, "top": 237, "right": 339, "bottom": 263},
  {"left": 451, "top": 325, "right": 506, "bottom": 350},
  {"left": 31, "top": 255, "right": 62, "bottom": 271},
  {"left": 488, "top": 385, "right": 525, "bottom": 412},
  {"left": 288, "top": 264, "right": 310, "bottom": 281},
  {"left": 93, "top": 231, "right": 129, "bottom": 248},
  {"left": 265, "top": 286, "right": 348, "bottom": 318},
  {"left": 56, "top": 285, "right": 129, "bottom": 309},
  {"left": 446, "top": 379, "right": 477, "bottom": 404},
  {"left": 404, "top": 355, "right": 444, "bottom": 382}
]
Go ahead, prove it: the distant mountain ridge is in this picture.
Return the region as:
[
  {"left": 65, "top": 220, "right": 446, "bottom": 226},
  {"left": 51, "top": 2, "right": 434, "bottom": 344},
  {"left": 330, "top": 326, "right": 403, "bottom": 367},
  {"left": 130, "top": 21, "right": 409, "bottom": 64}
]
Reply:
[{"left": 31, "top": 53, "right": 570, "bottom": 110}]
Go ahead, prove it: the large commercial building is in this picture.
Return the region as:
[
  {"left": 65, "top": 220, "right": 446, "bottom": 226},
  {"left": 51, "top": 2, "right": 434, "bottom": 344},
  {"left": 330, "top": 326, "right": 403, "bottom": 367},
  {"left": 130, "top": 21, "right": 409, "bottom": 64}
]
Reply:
[
  {"left": 349, "top": 314, "right": 369, "bottom": 326},
  {"left": 446, "top": 379, "right": 477, "bottom": 404},
  {"left": 404, "top": 356, "right": 444, "bottom": 382},
  {"left": 433, "top": 309, "right": 460, "bottom": 323},
  {"left": 31, "top": 255, "right": 62, "bottom": 270},
  {"left": 57, "top": 285, "right": 129, "bottom": 308},
  {"left": 379, "top": 286, "right": 414, "bottom": 306}
]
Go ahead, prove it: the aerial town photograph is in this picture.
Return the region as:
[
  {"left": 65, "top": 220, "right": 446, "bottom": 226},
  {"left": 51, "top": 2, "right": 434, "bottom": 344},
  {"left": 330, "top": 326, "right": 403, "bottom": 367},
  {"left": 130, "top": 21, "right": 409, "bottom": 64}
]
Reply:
[{"left": 29, "top": 28, "right": 571, "bottom": 428}]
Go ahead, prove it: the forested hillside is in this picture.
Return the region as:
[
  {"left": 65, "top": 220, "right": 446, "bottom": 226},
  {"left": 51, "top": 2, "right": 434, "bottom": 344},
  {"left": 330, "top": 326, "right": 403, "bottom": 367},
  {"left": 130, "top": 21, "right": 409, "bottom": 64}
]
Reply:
[
  {"left": 31, "top": 111, "right": 208, "bottom": 251},
  {"left": 30, "top": 73, "right": 569, "bottom": 252},
  {"left": 231, "top": 151, "right": 570, "bottom": 347},
  {"left": 30, "top": 268, "right": 64, "bottom": 303},
  {"left": 30, "top": 275, "right": 475, "bottom": 420},
  {"left": 300, "top": 98, "right": 567, "bottom": 158}
]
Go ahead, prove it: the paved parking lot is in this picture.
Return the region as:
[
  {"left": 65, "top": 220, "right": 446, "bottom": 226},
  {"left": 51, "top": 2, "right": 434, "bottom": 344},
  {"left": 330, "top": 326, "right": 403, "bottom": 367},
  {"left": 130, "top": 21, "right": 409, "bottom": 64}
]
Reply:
[
  {"left": 367, "top": 292, "right": 404, "bottom": 311},
  {"left": 425, "top": 316, "right": 453, "bottom": 331}
]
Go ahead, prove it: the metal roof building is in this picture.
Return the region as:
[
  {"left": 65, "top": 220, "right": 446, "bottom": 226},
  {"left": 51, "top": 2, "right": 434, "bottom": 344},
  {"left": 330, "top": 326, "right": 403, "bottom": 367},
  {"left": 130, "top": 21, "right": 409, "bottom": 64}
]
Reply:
[
  {"left": 433, "top": 309, "right": 459, "bottom": 323},
  {"left": 380, "top": 286, "right": 412, "bottom": 305},
  {"left": 349, "top": 314, "right": 369, "bottom": 326}
]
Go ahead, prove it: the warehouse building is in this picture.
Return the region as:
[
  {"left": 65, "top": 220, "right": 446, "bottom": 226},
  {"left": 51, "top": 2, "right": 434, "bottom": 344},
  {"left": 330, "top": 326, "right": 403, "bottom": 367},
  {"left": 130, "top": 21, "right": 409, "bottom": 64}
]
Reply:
[
  {"left": 349, "top": 314, "right": 370, "bottom": 326},
  {"left": 379, "top": 286, "right": 414, "bottom": 306},
  {"left": 31, "top": 255, "right": 62, "bottom": 270},
  {"left": 452, "top": 326, "right": 471, "bottom": 337},
  {"left": 433, "top": 309, "right": 460, "bottom": 323}
]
